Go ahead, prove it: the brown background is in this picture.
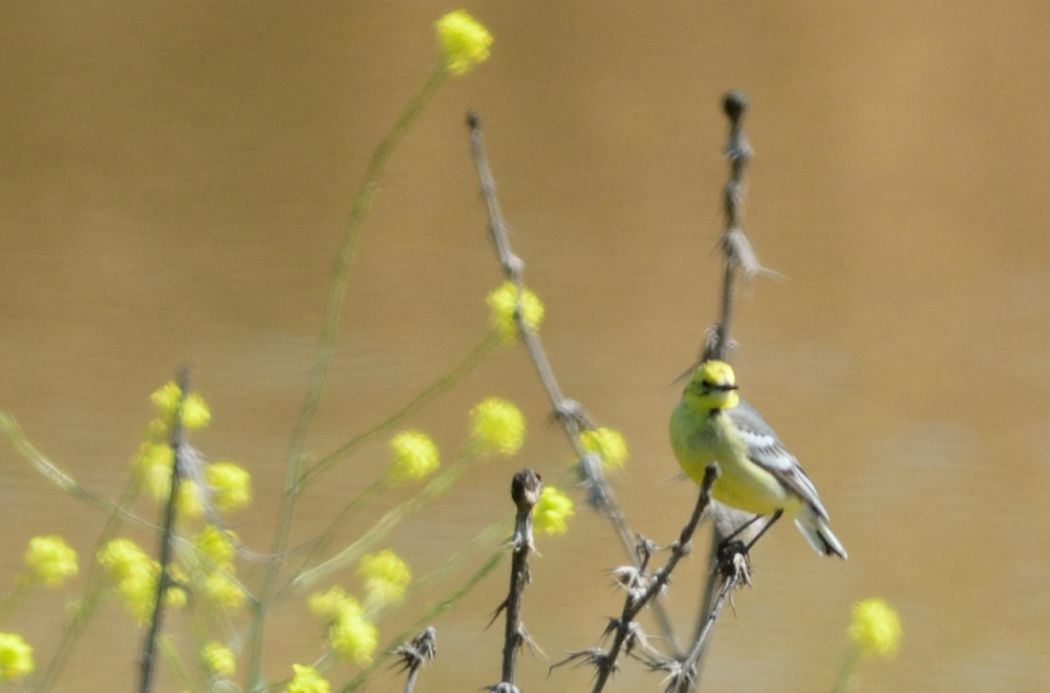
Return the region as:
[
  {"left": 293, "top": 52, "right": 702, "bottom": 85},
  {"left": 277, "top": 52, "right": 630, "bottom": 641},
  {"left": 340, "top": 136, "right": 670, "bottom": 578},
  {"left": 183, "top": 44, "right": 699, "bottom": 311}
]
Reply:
[{"left": 2, "top": 2, "right": 1048, "bottom": 691}]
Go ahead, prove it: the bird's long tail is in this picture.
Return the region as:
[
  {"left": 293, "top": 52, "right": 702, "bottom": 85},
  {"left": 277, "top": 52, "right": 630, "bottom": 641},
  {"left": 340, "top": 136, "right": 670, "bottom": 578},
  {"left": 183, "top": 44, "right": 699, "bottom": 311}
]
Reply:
[{"left": 795, "top": 506, "right": 847, "bottom": 559}]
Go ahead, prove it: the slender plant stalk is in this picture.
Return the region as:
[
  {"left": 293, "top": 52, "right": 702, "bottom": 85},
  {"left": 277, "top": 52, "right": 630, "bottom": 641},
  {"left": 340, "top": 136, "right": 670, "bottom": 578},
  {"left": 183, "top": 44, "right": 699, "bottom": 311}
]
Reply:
[
  {"left": 138, "top": 368, "right": 189, "bottom": 693},
  {"left": 831, "top": 645, "right": 861, "bottom": 693},
  {"left": 685, "top": 90, "right": 759, "bottom": 691},
  {"left": 303, "top": 332, "right": 498, "bottom": 483},
  {"left": 466, "top": 111, "right": 681, "bottom": 654},
  {"left": 496, "top": 470, "right": 541, "bottom": 689},
  {"left": 245, "top": 66, "right": 448, "bottom": 691}
]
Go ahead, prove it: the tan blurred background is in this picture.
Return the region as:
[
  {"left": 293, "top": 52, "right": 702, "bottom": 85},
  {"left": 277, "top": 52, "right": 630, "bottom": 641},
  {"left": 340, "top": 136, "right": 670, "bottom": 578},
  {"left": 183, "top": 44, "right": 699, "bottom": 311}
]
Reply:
[{"left": 2, "top": 1, "right": 1049, "bottom": 691}]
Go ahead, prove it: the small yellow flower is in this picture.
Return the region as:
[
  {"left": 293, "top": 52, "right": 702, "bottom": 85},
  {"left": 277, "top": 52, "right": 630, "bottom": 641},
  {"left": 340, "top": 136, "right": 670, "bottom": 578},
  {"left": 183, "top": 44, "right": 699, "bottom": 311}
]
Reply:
[
  {"left": 849, "top": 597, "right": 902, "bottom": 659},
  {"left": 98, "top": 538, "right": 152, "bottom": 583},
  {"left": 534, "top": 486, "right": 575, "bottom": 536},
  {"left": 435, "top": 9, "right": 493, "bottom": 76},
  {"left": 204, "top": 570, "right": 246, "bottom": 612},
  {"left": 206, "top": 462, "right": 252, "bottom": 513},
  {"left": 469, "top": 397, "right": 525, "bottom": 457},
  {"left": 135, "top": 442, "right": 175, "bottom": 500},
  {"left": 359, "top": 550, "right": 411, "bottom": 606},
  {"left": 195, "top": 525, "right": 237, "bottom": 566},
  {"left": 0, "top": 633, "right": 34, "bottom": 681},
  {"left": 486, "top": 281, "right": 545, "bottom": 343},
  {"left": 388, "top": 431, "right": 440, "bottom": 485},
  {"left": 287, "top": 664, "right": 330, "bottom": 693},
  {"left": 201, "top": 641, "right": 236, "bottom": 677},
  {"left": 308, "top": 585, "right": 357, "bottom": 624},
  {"left": 580, "top": 427, "right": 629, "bottom": 472},
  {"left": 24, "top": 535, "right": 78, "bottom": 587},
  {"left": 150, "top": 381, "right": 211, "bottom": 430},
  {"left": 329, "top": 611, "right": 379, "bottom": 666}
]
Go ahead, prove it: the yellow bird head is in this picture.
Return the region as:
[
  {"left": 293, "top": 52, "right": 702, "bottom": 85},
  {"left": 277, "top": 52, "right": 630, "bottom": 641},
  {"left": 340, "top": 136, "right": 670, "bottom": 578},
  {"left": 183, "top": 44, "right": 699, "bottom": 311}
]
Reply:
[{"left": 683, "top": 360, "right": 740, "bottom": 411}]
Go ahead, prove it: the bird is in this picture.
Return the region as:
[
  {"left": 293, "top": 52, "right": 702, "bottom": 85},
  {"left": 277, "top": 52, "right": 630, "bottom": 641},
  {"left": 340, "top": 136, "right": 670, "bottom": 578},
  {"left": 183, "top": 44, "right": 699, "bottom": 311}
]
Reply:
[{"left": 669, "top": 359, "right": 846, "bottom": 559}]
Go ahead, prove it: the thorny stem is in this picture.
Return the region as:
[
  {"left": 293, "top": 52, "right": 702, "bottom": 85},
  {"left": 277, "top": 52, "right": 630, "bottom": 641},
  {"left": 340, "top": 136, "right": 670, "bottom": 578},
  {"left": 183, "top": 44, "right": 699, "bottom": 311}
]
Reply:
[
  {"left": 466, "top": 111, "right": 681, "bottom": 655},
  {"left": 688, "top": 90, "right": 757, "bottom": 691},
  {"left": 137, "top": 367, "right": 189, "bottom": 693},
  {"left": 590, "top": 464, "right": 719, "bottom": 693},
  {"left": 497, "top": 470, "right": 541, "bottom": 687},
  {"left": 246, "top": 66, "right": 447, "bottom": 691}
]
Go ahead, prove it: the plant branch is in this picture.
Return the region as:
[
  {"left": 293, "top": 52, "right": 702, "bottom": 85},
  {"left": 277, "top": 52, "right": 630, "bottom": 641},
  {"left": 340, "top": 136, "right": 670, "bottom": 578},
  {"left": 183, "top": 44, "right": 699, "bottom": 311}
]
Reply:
[{"left": 466, "top": 111, "right": 681, "bottom": 654}]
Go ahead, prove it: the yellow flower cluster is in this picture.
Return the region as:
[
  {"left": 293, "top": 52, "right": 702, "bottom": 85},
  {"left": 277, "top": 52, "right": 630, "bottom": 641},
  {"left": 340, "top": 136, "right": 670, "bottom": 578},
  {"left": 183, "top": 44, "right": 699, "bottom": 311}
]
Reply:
[
  {"left": 133, "top": 446, "right": 251, "bottom": 518},
  {"left": 387, "top": 431, "right": 440, "bottom": 485},
  {"left": 534, "top": 486, "right": 575, "bottom": 536},
  {"left": 580, "top": 427, "right": 629, "bottom": 472},
  {"left": 486, "top": 281, "right": 545, "bottom": 343},
  {"left": 195, "top": 525, "right": 237, "bottom": 566},
  {"left": 359, "top": 550, "right": 411, "bottom": 606},
  {"left": 308, "top": 586, "right": 378, "bottom": 665},
  {"left": 97, "top": 539, "right": 185, "bottom": 623},
  {"left": 150, "top": 381, "right": 211, "bottom": 430},
  {"left": 201, "top": 641, "right": 236, "bottom": 677},
  {"left": 469, "top": 397, "right": 525, "bottom": 457},
  {"left": 849, "top": 597, "right": 902, "bottom": 659},
  {"left": 0, "top": 633, "right": 33, "bottom": 681},
  {"left": 434, "top": 9, "right": 493, "bottom": 76},
  {"left": 206, "top": 462, "right": 252, "bottom": 513},
  {"left": 287, "top": 663, "right": 330, "bottom": 693},
  {"left": 24, "top": 535, "right": 78, "bottom": 587},
  {"left": 203, "top": 570, "right": 246, "bottom": 611}
]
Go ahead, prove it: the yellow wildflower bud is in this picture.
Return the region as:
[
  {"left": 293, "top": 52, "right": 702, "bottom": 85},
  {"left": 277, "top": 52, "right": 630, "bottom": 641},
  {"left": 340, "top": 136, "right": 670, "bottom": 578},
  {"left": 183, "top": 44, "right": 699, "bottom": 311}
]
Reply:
[
  {"left": 580, "top": 427, "right": 629, "bottom": 472},
  {"left": 135, "top": 442, "right": 175, "bottom": 500},
  {"left": 201, "top": 641, "right": 236, "bottom": 677},
  {"left": 150, "top": 381, "right": 211, "bottom": 429},
  {"left": 359, "top": 550, "right": 411, "bottom": 606},
  {"left": 469, "top": 397, "right": 525, "bottom": 457},
  {"left": 486, "top": 281, "right": 545, "bottom": 343},
  {"left": 195, "top": 525, "right": 236, "bottom": 566},
  {"left": 98, "top": 538, "right": 152, "bottom": 583},
  {"left": 387, "top": 431, "right": 440, "bottom": 485},
  {"left": 329, "top": 611, "right": 378, "bottom": 666},
  {"left": 287, "top": 664, "right": 330, "bottom": 693},
  {"left": 308, "top": 585, "right": 357, "bottom": 624},
  {"left": 206, "top": 462, "right": 252, "bottom": 513},
  {"left": 24, "top": 535, "right": 78, "bottom": 587},
  {"left": 849, "top": 597, "right": 902, "bottom": 659},
  {"left": 204, "top": 570, "right": 246, "bottom": 611},
  {"left": 534, "top": 486, "right": 575, "bottom": 536},
  {"left": 434, "top": 9, "right": 493, "bottom": 76},
  {"left": 0, "top": 633, "right": 34, "bottom": 681}
]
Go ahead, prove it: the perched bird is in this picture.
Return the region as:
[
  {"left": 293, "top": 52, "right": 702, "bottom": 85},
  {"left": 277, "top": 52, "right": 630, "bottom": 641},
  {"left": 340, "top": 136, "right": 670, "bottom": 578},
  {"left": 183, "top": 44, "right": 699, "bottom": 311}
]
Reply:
[{"left": 669, "top": 360, "right": 846, "bottom": 558}]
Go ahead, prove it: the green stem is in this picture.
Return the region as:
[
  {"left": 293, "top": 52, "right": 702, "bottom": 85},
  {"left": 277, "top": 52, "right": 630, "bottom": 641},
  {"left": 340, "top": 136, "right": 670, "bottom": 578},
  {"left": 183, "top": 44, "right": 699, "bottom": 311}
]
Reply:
[
  {"left": 302, "top": 332, "right": 498, "bottom": 484},
  {"left": 246, "top": 65, "right": 448, "bottom": 692},
  {"left": 288, "top": 451, "right": 476, "bottom": 595},
  {"left": 831, "top": 644, "right": 861, "bottom": 693}
]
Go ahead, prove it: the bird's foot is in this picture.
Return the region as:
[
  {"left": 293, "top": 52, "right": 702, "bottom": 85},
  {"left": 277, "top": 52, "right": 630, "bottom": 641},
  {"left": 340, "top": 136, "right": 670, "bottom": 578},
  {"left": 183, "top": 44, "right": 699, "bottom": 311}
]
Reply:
[{"left": 716, "top": 539, "right": 752, "bottom": 586}]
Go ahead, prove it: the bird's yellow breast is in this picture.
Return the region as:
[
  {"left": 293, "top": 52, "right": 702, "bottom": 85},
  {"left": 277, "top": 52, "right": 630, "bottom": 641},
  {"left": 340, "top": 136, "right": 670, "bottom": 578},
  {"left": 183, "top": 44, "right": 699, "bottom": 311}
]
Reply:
[{"left": 669, "top": 402, "right": 799, "bottom": 516}]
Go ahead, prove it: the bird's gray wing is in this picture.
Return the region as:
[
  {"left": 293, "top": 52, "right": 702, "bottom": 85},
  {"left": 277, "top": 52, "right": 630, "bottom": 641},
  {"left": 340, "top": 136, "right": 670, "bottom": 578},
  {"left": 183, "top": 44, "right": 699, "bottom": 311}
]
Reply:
[{"left": 727, "top": 400, "right": 829, "bottom": 519}]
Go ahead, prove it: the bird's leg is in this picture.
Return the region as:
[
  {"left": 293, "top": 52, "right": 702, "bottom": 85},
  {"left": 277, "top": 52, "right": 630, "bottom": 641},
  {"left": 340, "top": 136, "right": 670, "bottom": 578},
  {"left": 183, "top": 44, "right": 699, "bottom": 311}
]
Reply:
[{"left": 715, "top": 510, "right": 784, "bottom": 577}]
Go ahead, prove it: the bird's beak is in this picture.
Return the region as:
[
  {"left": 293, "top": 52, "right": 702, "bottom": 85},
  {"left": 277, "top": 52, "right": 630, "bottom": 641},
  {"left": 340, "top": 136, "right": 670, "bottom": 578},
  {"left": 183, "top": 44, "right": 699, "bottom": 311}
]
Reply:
[{"left": 712, "top": 383, "right": 738, "bottom": 391}]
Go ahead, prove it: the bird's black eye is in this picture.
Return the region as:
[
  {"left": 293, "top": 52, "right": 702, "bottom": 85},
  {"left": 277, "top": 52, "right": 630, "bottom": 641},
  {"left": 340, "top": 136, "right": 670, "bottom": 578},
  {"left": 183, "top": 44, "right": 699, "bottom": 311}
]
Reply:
[{"left": 699, "top": 380, "right": 713, "bottom": 389}]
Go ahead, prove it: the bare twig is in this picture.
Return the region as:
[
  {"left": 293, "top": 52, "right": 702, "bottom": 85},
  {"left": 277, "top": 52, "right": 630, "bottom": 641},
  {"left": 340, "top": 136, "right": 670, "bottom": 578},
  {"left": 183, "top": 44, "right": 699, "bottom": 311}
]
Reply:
[
  {"left": 138, "top": 367, "right": 190, "bottom": 693},
  {"left": 393, "top": 626, "right": 438, "bottom": 693},
  {"left": 466, "top": 111, "right": 680, "bottom": 654},
  {"left": 488, "top": 470, "right": 542, "bottom": 691},
  {"left": 581, "top": 463, "right": 719, "bottom": 693}
]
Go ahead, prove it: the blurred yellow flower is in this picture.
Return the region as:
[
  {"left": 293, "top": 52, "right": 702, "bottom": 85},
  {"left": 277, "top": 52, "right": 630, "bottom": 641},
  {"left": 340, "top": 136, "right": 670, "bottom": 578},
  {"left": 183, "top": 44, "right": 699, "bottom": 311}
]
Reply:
[
  {"left": 98, "top": 538, "right": 185, "bottom": 622},
  {"left": 388, "top": 431, "right": 440, "bottom": 485},
  {"left": 308, "top": 585, "right": 357, "bottom": 624},
  {"left": 206, "top": 462, "right": 252, "bottom": 513},
  {"left": 534, "top": 486, "right": 575, "bottom": 536},
  {"left": 849, "top": 597, "right": 902, "bottom": 659},
  {"left": 330, "top": 610, "right": 378, "bottom": 665},
  {"left": 359, "top": 550, "right": 411, "bottom": 606},
  {"left": 150, "top": 381, "right": 211, "bottom": 430},
  {"left": 204, "top": 570, "right": 246, "bottom": 612},
  {"left": 469, "top": 397, "right": 525, "bottom": 457},
  {"left": 201, "top": 641, "right": 236, "bottom": 677},
  {"left": 195, "top": 525, "right": 236, "bottom": 567},
  {"left": 580, "top": 427, "right": 629, "bottom": 472},
  {"left": 435, "top": 9, "right": 493, "bottom": 76},
  {"left": 486, "top": 281, "right": 545, "bottom": 343},
  {"left": 0, "top": 633, "right": 33, "bottom": 681},
  {"left": 24, "top": 535, "right": 78, "bottom": 587},
  {"left": 287, "top": 664, "right": 330, "bottom": 693}
]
